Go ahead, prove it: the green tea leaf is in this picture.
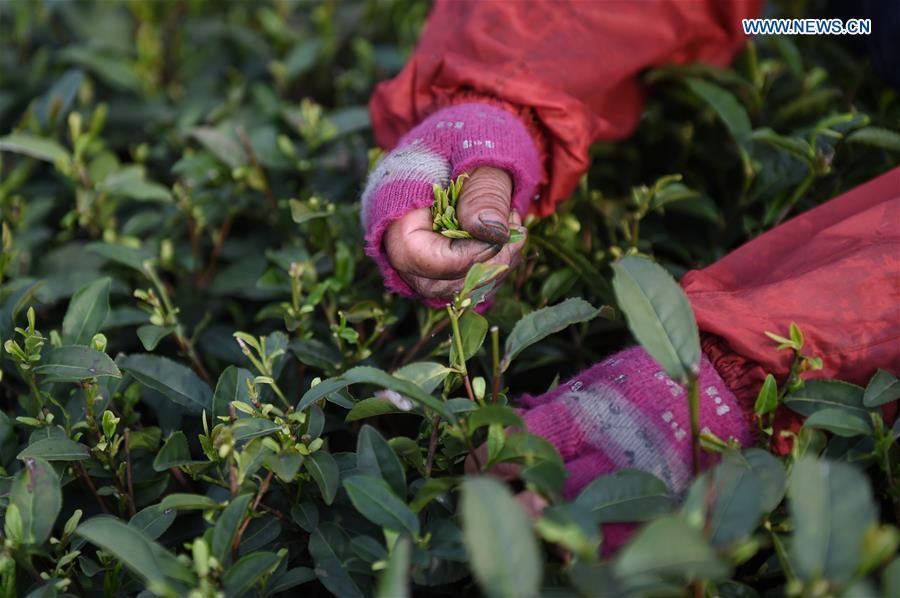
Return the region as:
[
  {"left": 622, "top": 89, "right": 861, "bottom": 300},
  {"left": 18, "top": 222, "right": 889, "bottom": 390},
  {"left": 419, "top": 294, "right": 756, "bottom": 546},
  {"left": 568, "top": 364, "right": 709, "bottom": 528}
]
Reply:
[
  {"left": 845, "top": 126, "right": 900, "bottom": 152},
  {"left": 535, "top": 503, "right": 601, "bottom": 560},
  {"left": 309, "top": 524, "right": 366, "bottom": 598},
  {"left": 357, "top": 425, "right": 406, "bottom": 497},
  {"left": 612, "top": 256, "right": 700, "bottom": 383},
  {"left": 393, "top": 362, "right": 451, "bottom": 394},
  {"left": 130, "top": 504, "right": 176, "bottom": 541},
  {"left": 34, "top": 346, "right": 121, "bottom": 382},
  {"left": 461, "top": 477, "right": 541, "bottom": 598},
  {"left": 223, "top": 551, "right": 283, "bottom": 595},
  {"left": 17, "top": 437, "right": 90, "bottom": 462},
  {"left": 98, "top": 165, "right": 172, "bottom": 202},
  {"left": 345, "top": 398, "right": 405, "bottom": 422},
  {"left": 136, "top": 324, "right": 175, "bottom": 351},
  {"left": 211, "top": 365, "right": 255, "bottom": 418},
  {"left": 376, "top": 536, "right": 412, "bottom": 598},
  {"left": 62, "top": 277, "right": 111, "bottom": 345},
  {"left": 684, "top": 78, "right": 752, "bottom": 144},
  {"left": 85, "top": 242, "right": 149, "bottom": 271},
  {"left": 576, "top": 469, "right": 675, "bottom": 523},
  {"left": 76, "top": 516, "right": 189, "bottom": 589},
  {"left": 863, "top": 369, "right": 900, "bottom": 408},
  {"left": 790, "top": 457, "right": 877, "bottom": 583},
  {"left": 0, "top": 133, "right": 71, "bottom": 164},
  {"left": 153, "top": 431, "right": 198, "bottom": 471},
  {"left": 160, "top": 493, "right": 221, "bottom": 511},
  {"left": 784, "top": 380, "right": 867, "bottom": 417},
  {"left": 614, "top": 515, "right": 729, "bottom": 581},
  {"left": 803, "top": 408, "right": 873, "bottom": 437},
  {"left": 449, "top": 311, "right": 488, "bottom": 364},
  {"left": 119, "top": 354, "right": 212, "bottom": 413},
  {"left": 305, "top": 450, "right": 339, "bottom": 505},
  {"left": 502, "top": 298, "right": 603, "bottom": 372},
  {"left": 10, "top": 457, "right": 61, "bottom": 545},
  {"left": 754, "top": 373, "right": 778, "bottom": 416},
  {"left": 342, "top": 474, "right": 419, "bottom": 536},
  {"left": 468, "top": 405, "right": 524, "bottom": 431},
  {"left": 297, "top": 366, "right": 453, "bottom": 422}
]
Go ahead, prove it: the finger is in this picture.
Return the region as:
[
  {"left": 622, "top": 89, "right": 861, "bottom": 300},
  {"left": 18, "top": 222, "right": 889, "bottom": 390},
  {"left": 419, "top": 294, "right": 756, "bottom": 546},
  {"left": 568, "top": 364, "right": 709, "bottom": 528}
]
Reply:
[
  {"left": 385, "top": 207, "right": 501, "bottom": 279},
  {"left": 457, "top": 166, "right": 513, "bottom": 245},
  {"left": 400, "top": 232, "right": 526, "bottom": 299}
]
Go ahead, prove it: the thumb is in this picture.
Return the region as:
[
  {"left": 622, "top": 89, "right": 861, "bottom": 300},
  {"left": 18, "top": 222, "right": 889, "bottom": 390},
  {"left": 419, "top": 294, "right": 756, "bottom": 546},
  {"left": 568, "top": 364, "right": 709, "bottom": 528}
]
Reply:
[{"left": 457, "top": 166, "right": 513, "bottom": 245}]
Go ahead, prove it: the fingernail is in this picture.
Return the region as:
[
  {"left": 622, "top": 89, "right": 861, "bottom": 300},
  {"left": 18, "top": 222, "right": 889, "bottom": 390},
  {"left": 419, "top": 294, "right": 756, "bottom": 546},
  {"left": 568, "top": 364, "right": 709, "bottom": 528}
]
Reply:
[{"left": 479, "top": 216, "right": 509, "bottom": 242}]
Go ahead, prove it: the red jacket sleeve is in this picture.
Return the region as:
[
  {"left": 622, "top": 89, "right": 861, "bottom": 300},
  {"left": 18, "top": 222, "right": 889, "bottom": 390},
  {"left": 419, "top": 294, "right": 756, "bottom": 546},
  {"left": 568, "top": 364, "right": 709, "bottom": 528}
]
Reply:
[{"left": 369, "top": 0, "right": 763, "bottom": 216}]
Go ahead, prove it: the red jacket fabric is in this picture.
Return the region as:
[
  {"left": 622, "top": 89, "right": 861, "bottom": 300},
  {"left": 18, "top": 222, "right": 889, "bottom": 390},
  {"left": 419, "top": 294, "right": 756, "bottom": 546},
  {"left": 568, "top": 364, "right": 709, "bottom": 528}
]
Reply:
[
  {"left": 369, "top": 1, "right": 899, "bottom": 414},
  {"left": 370, "top": 0, "right": 763, "bottom": 215}
]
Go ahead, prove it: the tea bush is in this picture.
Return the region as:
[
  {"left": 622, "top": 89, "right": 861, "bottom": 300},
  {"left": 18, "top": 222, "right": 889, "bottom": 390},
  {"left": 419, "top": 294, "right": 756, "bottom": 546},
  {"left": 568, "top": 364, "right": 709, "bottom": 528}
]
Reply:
[{"left": 1, "top": 1, "right": 899, "bottom": 597}]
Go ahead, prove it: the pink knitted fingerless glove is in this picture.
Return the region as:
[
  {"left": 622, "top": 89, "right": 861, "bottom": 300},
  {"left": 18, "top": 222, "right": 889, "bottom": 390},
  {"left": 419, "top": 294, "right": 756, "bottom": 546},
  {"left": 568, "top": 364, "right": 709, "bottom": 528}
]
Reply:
[
  {"left": 361, "top": 103, "right": 541, "bottom": 298},
  {"left": 520, "top": 346, "right": 755, "bottom": 499}
]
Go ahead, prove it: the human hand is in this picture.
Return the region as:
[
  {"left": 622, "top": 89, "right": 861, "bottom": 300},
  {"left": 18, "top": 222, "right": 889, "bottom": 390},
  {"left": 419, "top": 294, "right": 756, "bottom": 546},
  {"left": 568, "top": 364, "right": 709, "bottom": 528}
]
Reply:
[
  {"left": 383, "top": 166, "right": 527, "bottom": 301},
  {"left": 360, "top": 102, "right": 541, "bottom": 304}
]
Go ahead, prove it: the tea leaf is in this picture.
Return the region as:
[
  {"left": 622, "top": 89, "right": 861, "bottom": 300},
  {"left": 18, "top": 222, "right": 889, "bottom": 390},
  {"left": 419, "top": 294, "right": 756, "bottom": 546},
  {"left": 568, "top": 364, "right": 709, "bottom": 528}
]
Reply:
[
  {"left": 783, "top": 380, "right": 867, "bottom": 417},
  {"left": 153, "top": 431, "right": 198, "bottom": 471},
  {"left": 136, "top": 324, "right": 175, "bottom": 351},
  {"left": 449, "top": 311, "right": 488, "bottom": 364},
  {"left": 845, "top": 126, "right": 900, "bottom": 152},
  {"left": 863, "top": 369, "right": 900, "bottom": 408},
  {"left": 75, "top": 516, "right": 172, "bottom": 587},
  {"left": 684, "top": 78, "right": 751, "bottom": 144},
  {"left": 223, "top": 551, "right": 282, "bottom": 595},
  {"left": 343, "top": 474, "right": 419, "bottom": 536},
  {"left": 63, "top": 277, "right": 111, "bottom": 346},
  {"left": 461, "top": 477, "right": 541, "bottom": 598},
  {"left": 790, "top": 457, "right": 877, "bottom": 583},
  {"left": 803, "top": 408, "right": 873, "bottom": 437},
  {"left": 357, "top": 425, "right": 407, "bottom": 497},
  {"left": 0, "top": 133, "right": 71, "bottom": 163},
  {"left": 35, "top": 346, "right": 121, "bottom": 382},
  {"left": 17, "top": 437, "right": 90, "bottom": 462},
  {"left": 611, "top": 256, "right": 700, "bottom": 383},
  {"left": 119, "top": 354, "right": 212, "bottom": 413},
  {"left": 502, "top": 298, "right": 603, "bottom": 372},
  {"left": 614, "top": 515, "right": 729, "bottom": 581},
  {"left": 309, "top": 524, "right": 366, "bottom": 598},
  {"left": 160, "top": 493, "right": 221, "bottom": 511},
  {"left": 130, "top": 505, "right": 176, "bottom": 541},
  {"left": 305, "top": 450, "right": 340, "bottom": 505},
  {"left": 376, "top": 536, "right": 412, "bottom": 598},
  {"left": 576, "top": 469, "right": 674, "bottom": 523},
  {"left": 10, "top": 457, "right": 61, "bottom": 545}
]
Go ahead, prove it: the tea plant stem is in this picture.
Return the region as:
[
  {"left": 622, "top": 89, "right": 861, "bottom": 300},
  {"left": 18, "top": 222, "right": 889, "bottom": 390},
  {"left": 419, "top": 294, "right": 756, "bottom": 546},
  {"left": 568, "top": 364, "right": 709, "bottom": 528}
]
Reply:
[
  {"left": 197, "top": 212, "right": 235, "bottom": 288},
  {"left": 20, "top": 368, "right": 42, "bottom": 417},
  {"left": 124, "top": 429, "right": 136, "bottom": 517},
  {"left": 75, "top": 461, "right": 110, "bottom": 514},
  {"left": 447, "top": 307, "right": 476, "bottom": 402},
  {"left": 145, "top": 262, "right": 214, "bottom": 385},
  {"left": 238, "top": 127, "right": 278, "bottom": 215},
  {"left": 399, "top": 317, "right": 450, "bottom": 367},
  {"left": 688, "top": 376, "right": 701, "bottom": 475},
  {"left": 767, "top": 520, "right": 797, "bottom": 584},
  {"left": 425, "top": 415, "right": 441, "bottom": 477},
  {"left": 232, "top": 470, "right": 274, "bottom": 558},
  {"left": 171, "top": 466, "right": 191, "bottom": 491},
  {"left": 490, "top": 326, "right": 501, "bottom": 403},
  {"left": 174, "top": 332, "right": 213, "bottom": 386}
]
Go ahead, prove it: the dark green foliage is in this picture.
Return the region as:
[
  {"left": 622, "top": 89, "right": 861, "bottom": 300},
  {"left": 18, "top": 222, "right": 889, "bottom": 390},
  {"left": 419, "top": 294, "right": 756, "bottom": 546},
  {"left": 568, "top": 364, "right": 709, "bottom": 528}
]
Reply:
[{"left": 1, "top": 1, "right": 899, "bottom": 596}]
